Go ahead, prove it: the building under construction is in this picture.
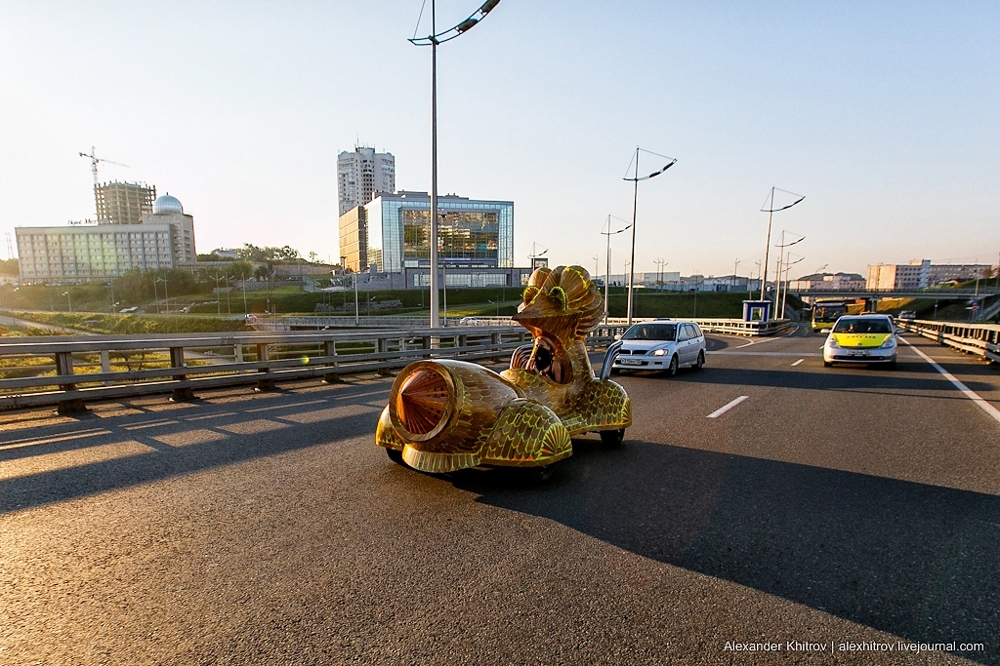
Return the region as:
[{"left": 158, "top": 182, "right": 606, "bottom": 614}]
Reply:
[{"left": 94, "top": 181, "right": 156, "bottom": 225}]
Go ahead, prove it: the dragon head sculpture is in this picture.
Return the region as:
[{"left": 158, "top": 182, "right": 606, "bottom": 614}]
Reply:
[{"left": 510, "top": 265, "right": 603, "bottom": 387}]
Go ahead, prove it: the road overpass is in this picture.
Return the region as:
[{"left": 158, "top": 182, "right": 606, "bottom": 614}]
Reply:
[{"left": 1, "top": 326, "right": 998, "bottom": 665}]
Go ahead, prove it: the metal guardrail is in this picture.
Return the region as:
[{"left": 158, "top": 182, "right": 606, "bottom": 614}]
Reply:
[
  {"left": 263, "top": 314, "right": 791, "bottom": 337},
  {"left": 0, "top": 316, "right": 792, "bottom": 413},
  {"left": 0, "top": 328, "right": 530, "bottom": 413},
  {"left": 899, "top": 319, "right": 1000, "bottom": 364}
]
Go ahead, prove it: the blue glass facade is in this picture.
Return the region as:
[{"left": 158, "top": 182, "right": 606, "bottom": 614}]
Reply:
[{"left": 364, "top": 192, "right": 513, "bottom": 272}]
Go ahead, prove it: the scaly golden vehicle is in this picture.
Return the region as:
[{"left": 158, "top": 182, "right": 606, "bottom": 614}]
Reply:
[{"left": 375, "top": 265, "right": 631, "bottom": 476}]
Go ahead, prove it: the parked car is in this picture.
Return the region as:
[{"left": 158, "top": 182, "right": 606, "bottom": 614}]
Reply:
[
  {"left": 898, "top": 310, "right": 916, "bottom": 320},
  {"left": 823, "top": 314, "right": 897, "bottom": 368},
  {"left": 612, "top": 319, "right": 706, "bottom": 376}
]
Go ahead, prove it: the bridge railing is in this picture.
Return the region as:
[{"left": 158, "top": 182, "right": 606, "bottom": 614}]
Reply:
[
  {"left": 898, "top": 319, "right": 1000, "bottom": 364},
  {"left": 0, "top": 316, "right": 792, "bottom": 413},
  {"left": 0, "top": 328, "right": 530, "bottom": 413}
]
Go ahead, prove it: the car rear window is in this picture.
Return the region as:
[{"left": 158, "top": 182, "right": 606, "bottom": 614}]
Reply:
[
  {"left": 833, "top": 318, "right": 892, "bottom": 334},
  {"left": 623, "top": 324, "right": 677, "bottom": 341}
]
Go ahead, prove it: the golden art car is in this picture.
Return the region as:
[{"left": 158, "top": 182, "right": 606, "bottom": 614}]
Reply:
[{"left": 375, "top": 265, "right": 631, "bottom": 478}]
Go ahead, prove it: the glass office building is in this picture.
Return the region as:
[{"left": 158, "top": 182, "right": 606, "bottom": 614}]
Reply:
[{"left": 363, "top": 192, "right": 513, "bottom": 273}]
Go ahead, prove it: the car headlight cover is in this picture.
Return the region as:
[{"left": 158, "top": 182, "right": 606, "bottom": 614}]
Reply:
[
  {"left": 826, "top": 336, "right": 839, "bottom": 348},
  {"left": 652, "top": 348, "right": 667, "bottom": 356},
  {"left": 880, "top": 335, "right": 897, "bottom": 349}
]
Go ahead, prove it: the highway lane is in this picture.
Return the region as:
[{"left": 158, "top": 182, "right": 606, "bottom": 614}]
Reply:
[{"left": 1, "top": 327, "right": 998, "bottom": 665}]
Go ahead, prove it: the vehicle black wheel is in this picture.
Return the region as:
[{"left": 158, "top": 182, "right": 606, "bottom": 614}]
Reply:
[
  {"left": 694, "top": 351, "right": 705, "bottom": 370},
  {"left": 665, "top": 355, "right": 679, "bottom": 377},
  {"left": 530, "top": 465, "right": 554, "bottom": 482},
  {"left": 823, "top": 361, "right": 832, "bottom": 367},
  {"left": 600, "top": 428, "right": 625, "bottom": 446},
  {"left": 386, "top": 448, "right": 405, "bottom": 465},
  {"left": 610, "top": 368, "right": 620, "bottom": 376},
  {"left": 887, "top": 359, "right": 897, "bottom": 369}
]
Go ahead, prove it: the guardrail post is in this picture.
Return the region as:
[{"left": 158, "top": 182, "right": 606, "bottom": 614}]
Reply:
[
  {"left": 377, "top": 338, "right": 390, "bottom": 376},
  {"left": 422, "top": 335, "right": 432, "bottom": 359},
  {"left": 322, "top": 340, "right": 342, "bottom": 383},
  {"left": 169, "top": 346, "right": 196, "bottom": 401},
  {"left": 54, "top": 351, "right": 86, "bottom": 414},
  {"left": 255, "top": 343, "right": 277, "bottom": 392},
  {"left": 457, "top": 334, "right": 467, "bottom": 357},
  {"left": 492, "top": 332, "right": 502, "bottom": 361}
]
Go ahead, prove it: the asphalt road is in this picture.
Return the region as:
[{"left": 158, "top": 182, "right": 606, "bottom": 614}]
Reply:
[{"left": 1, "top": 326, "right": 998, "bottom": 665}]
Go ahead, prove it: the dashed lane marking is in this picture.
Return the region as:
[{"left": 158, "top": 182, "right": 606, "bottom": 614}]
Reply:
[
  {"left": 707, "top": 396, "right": 749, "bottom": 419},
  {"left": 791, "top": 359, "right": 804, "bottom": 366}
]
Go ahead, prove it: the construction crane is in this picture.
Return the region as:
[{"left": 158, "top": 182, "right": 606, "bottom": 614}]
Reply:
[
  {"left": 79, "top": 146, "right": 129, "bottom": 221},
  {"left": 79, "top": 146, "right": 129, "bottom": 187}
]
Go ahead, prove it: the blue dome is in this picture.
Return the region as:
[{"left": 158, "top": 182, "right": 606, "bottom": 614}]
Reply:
[{"left": 153, "top": 194, "right": 183, "bottom": 214}]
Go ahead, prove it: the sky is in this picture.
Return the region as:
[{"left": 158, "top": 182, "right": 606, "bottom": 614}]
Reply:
[{"left": 1, "top": 1, "right": 998, "bottom": 280}]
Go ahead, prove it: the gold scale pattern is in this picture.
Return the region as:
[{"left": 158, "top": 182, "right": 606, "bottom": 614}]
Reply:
[{"left": 375, "top": 265, "right": 631, "bottom": 473}]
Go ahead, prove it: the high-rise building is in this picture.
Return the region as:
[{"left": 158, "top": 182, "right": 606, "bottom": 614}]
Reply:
[
  {"left": 337, "top": 147, "right": 395, "bottom": 217},
  {"left": 341, "top": 191, "right": 513, "bottom": 274},
  {"left": 95, "top": 181, "right": 156, "bottom": 225}
]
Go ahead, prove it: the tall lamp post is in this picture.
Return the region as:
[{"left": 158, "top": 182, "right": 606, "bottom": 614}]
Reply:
[
  {"left": 601, "top": 215, "right": 631, "bottom": 323},
  {"left": 623, "top": 147, "right": 676, "bottom": 325},
  {"left": 759, "top": 187, "right": 805, "bottom": 301},
  {"left": 774, "top": 230, "right": 805, "bottom": 319},
  {"left": 409, "top": 0, "right": 502, "bottom": 328},
  {"left": 781, "top": 253, "right": 805, "bottom": 318}
]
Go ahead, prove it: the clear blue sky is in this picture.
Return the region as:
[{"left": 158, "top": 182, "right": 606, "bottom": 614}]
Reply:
[{"left": 1, "top": 1, "right": 997, "bottom": 279}]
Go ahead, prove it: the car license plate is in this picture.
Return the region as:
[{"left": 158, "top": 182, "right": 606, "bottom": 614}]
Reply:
[
  {"left": 618, "top": 358, "right": 643, "bottom": 366},
  {"left": 848, "top": 349, "right": 870, "bottom": 356}
]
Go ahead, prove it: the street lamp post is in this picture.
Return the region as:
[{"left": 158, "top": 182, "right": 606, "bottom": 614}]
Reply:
[
  {"left": 759, "top": 187, "right": 805, "bottom": 302},
  {"left": 61, "top": 291, "right": 72, "bottom": 313},
  {"left": 211, "top": 273, "right": 223, "bottom": 316},
  {"left": 601, "top": 215, "right": 631, "bottom": 323},
  {"left": 781, "top": 254, "right": 804, "bottom": 318},
  {"left": 775, "top": 230, "right": 805, "bottom": 318},
  {"left": 409, "top": 0, "right": 502, "bottom": 328},
  {"left": 623, "top": 147, "right": 676, "bottom": 325}
]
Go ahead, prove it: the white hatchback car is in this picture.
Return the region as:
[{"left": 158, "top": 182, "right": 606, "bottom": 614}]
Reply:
[{"left": 611, "top": 319, "right": 706, "bottom": 377}]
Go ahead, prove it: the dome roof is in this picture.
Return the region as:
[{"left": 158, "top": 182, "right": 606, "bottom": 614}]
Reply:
[{"left": 153, "top": 193, "right": 183, "bottom": 214}]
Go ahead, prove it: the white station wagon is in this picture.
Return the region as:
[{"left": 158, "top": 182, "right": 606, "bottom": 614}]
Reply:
[{"left": 611, "top": 319, "right": 706, "bottom": 377}]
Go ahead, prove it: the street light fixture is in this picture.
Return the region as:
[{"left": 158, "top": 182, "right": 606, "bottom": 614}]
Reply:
[
  {"left": 623, "top": 147, "right": 676, "bottom": 325},
  {"left": 409, "top": 0, "right": 502, "bottom": 328},
  {"left": 601, "top": 215, "right": 631, "bottom": 323}
]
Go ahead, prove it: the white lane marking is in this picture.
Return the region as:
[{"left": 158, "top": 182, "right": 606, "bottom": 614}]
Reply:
[
  {"left": 899, "top": 337, "right": 1000, "bottom": 425},
  {"left": 711, "top": 351, "right": 822, "bottom": 357},
  {"left": 0, "top": 428, "right": 110, "bottom": 451},
  {"left": 736, "top": 336, "right": 784, "bottom": 349},
  {"left": 791, "top": 359, "right": 804, "bottom": 367},
  {"left": 707, "top": 396, "right": 749, "bottom": 419}
]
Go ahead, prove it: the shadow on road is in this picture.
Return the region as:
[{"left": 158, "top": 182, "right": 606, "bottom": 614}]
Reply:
[
  {"left": 455, "top": 439, "right": 1000, "bottom": 665},
  {"left": 0, "top": 396, "right": 383, "bottom": 514},
  {"left": 621, "top": 363, "right": 998, "bottom": 402}
]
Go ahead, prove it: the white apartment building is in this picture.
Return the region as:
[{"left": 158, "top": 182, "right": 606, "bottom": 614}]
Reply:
[
  {"left": 337, "top": 146, "right": 395, "bottom": 217},
  {"left": 789, "top": 272, "right": 866, "bottom": 291},
  {"left": 16, "top": 194, "right": 198, "bottom": 284},
  {"left": 866, "top": 260, "right": 991, "bottom": 290}
]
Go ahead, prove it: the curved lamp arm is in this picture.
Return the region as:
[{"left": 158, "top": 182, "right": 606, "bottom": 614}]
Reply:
[{"left": 409, "top": 0, "right": 501, "bottom": 46}]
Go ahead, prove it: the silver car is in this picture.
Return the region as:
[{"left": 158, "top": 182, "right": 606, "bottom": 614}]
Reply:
[{"left": 611, "top": 319, "right": 706, "bottom": 377}]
